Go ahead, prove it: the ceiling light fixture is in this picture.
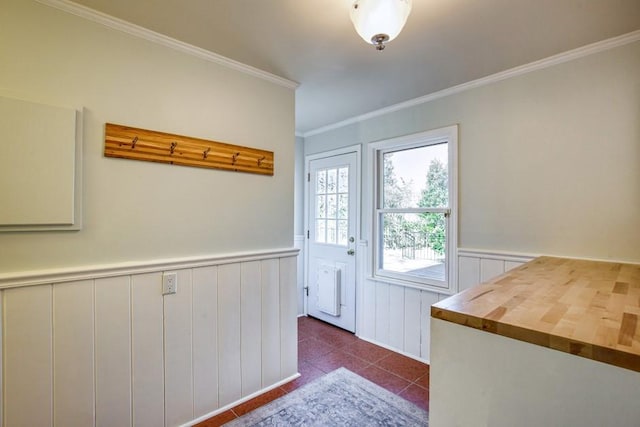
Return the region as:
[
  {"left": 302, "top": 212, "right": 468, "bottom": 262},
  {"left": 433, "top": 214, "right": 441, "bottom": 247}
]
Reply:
[{"left": 350, "top": 0, "right": 412, "bottom": 51}]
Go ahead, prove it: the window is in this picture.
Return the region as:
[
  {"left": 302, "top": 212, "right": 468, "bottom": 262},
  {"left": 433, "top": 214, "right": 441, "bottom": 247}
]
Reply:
[{"left": 370, "top": 126, "right": 457, "bottom": 292}]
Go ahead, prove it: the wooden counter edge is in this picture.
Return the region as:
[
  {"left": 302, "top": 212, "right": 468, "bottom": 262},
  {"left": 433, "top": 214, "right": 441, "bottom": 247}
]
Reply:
[{"left": 431, "top": 305, "right": 640, "bottom": 373}]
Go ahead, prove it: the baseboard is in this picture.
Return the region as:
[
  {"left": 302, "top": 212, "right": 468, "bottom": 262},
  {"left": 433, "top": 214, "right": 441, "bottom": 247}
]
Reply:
[
  {"left": 356, "top": 335, "right": 430, "bottom": 366},
  {"left": 182, "top": 372, "right": 301, "bottom": 427}
]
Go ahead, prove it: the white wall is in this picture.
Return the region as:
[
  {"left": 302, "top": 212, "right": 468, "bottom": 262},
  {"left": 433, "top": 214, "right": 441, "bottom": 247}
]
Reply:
[
  {"left": 0, "top": 0, "right": 295, "bottom": 274},
  {"left": 302, "top": 38, "right": 640, "bottom": 360},
  {"left": 0, "top": 2, "right": 298, "bottom": 426},
  {"left": 305, "top": 40, "right": 640, "bottom": 263}
]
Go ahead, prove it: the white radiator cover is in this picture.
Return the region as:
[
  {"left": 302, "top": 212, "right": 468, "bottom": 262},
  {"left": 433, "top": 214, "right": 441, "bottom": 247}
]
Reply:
[{"left": 317, "top": 264, "right": 341, "bottom": 316}]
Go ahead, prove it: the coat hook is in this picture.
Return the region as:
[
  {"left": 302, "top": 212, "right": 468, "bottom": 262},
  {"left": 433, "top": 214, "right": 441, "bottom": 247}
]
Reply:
[
  {"left": 131, "top": 136, "right": 138, "bottom": 149},
  {"left": 203, "top": 147, "right": 211, "bottom": 159},
  {"left": 170, "top": 142, "right": 177, "bottom": 155},
  {"left": 258, "top": 156, "right": 265, "bottom": 166},
  {"left": 232, "top": 152, "right": 240, "bottom": 165}
]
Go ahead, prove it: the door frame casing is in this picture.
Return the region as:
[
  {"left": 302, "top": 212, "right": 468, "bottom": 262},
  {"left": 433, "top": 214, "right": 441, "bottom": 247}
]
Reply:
[{"left": 303, "top": 144, "right": 362, "bottom": 331}]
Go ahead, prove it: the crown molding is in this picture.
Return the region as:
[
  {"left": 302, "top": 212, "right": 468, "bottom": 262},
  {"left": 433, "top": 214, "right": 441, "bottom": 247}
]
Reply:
[
  {"left": 36, "top": 0, "right": 299, "bottom": 90},
  {"left": 302, "top": 29, "right": 640, "bottom": 138}
]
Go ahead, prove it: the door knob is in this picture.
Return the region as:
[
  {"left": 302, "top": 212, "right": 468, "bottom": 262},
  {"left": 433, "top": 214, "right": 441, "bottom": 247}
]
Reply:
[{"left": 347, "top": 249, "right": 355, "bottom": 256}]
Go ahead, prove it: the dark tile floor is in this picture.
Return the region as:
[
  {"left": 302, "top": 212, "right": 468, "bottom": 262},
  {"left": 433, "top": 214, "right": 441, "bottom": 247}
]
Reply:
[{"left": 196, "top": 316, "right": 430, "bottom": 426}]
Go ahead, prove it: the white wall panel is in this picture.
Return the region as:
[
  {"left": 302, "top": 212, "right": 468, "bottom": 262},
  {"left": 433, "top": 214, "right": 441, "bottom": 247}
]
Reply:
[
  {"left": 95, "top": 276, "right": 132, "bottom": 427},
  {"left": 404, "top": 287, "right": 422, "bottom": 357},
  {"left": 360, "top": 279, "right": 376, "bottom": 339},
  {"left": 4, "top": 285, "right": 53, "bottom": 427},
  {"left": 480, "top": 258, "right": 506, "bottom": 283},
  {"left": 280, "top": 256, "right": 298, "bottom": 378},
  {"left": 420, "top": 291, "right": 440, "bottom": 361},
  {"left": 218, "top": 263, "right": 242, "bottom": 406},
  {"left": 458, "top": 256, "right": 481, "bottom": 291},
  {"left": 294, "top": 236, "right": 305, "bottom": 315},
  {"left": 241, "top": 261, "right": 263, "bottom": 396},
  {"left": 0, "top": 250, "right": 299, "bottom": 427},
  {"left": 164, "top": 269, "right": 194, "bottom": 427},
  {"left": 53, "top": 280, "right": 95, "bottom": 427},
  {"left": 505, "top": 261, "right": 525, "bottom": 271},
  {"left": 261, "top": 259, "right": 281, "bottom": 387},
  {"left": 192, "top": 266, "right": 219, "bottom": 416},
  {"left": 357, "top": 250, "right": 535, "bottom": 362},
  {"left": 131, "top": 273, "right": 164, "bottom": 427},
  {"left": 374, "top": 282, "right": 390, "bottom": 345},
  {"left": 388, "top": 285, "right": 405, "bottom": 350}
]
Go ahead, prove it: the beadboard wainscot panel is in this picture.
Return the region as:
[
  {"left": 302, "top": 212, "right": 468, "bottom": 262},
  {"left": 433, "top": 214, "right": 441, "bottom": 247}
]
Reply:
[
  {"left": 241, "top": 261, "right": 263, "bottom": 396},
  {"left": 404, "top": 287, "right": 422, "bottom": 357},
  {"left": 294, "top": 235, "right": 305, "bottom": 316},
  {"left": 192, "top": 266, "right": 219, "bottom": 417},
  {"left": 53, "top": 280, "right": 95, "bottom": 427},
  {"left": 0, "top": 249, "right": 298, "bottom": 427},
  {"left": 458, "top": 249, "right": 535, "bottom": 290},
  {"left": 4, "top": 285, "right": 53, "bottom": 427},
  {"left": 388, "top": 284, "right": 405, "bottom": 350},
  {"left": 217, "top": 263, "right": 242, "bottom": 407},
  {"left": 420, "top": 291, "right": 440, "bottom": 360},
  {"left": 131, "top": 272, "right": 165, "bottom": 427},
  {"left": 164, "top": 269, "right": 194, "bottom": 426},
  {"left": 261, "top": 259, "right": 281, "bottom": 387},
  {"left": 374, "top": 281, "right": 391, "bottom": 345},
  {"left": 280, "top": 256, "right": 298, "bottom": 379},
  {"left": 357, "top": 249, "right": 535, "bottom": 363},
  {"left": 95, "top": 276, "right": 132, "bottom": 427}
]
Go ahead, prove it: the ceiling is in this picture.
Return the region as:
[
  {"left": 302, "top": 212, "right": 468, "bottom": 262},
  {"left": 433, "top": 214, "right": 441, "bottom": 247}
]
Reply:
[{"left": 71, "top": 0, "right": 640, "bottom": 134}]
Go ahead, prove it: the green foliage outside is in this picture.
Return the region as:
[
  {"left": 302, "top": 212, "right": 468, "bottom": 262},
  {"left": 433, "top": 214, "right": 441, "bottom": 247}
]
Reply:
[{"left": 383, "top": 154, "right": 447, "bottom": 258}]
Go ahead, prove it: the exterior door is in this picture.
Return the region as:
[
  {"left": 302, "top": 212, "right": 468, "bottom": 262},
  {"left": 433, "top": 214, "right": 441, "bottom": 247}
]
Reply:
[{"left": 307, "top": 152, "right": 357, "bottom": 332}]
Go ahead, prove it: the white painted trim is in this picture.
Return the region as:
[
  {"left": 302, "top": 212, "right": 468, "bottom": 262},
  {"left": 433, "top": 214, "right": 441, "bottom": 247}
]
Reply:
[
  {"left": 35, "top": 0, "right": 298, "bottom": 90},
  {"left": 356, "top": 335, "right": 429, "bottom": 365},
  {"left": 0, "top": 248, "right": 299, "bottom": 289},
  {"left": 457, "top": 248, "right": 536, "bottom": 263},
  {"left": 368, "top": 126, "right": 459, "bottom": 294},
  {"left": 303, "top": 30, "right": 640, "bottom": 137},
  {"left": 457, "top": 248, "right": 640, "bottom": 266},
  {"left": 180, "top": 372, "right": 300, "bottom": 427}
]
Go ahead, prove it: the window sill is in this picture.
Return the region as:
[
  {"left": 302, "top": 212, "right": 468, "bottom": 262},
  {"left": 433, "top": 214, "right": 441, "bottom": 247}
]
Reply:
[{"left": 366, "top": 273, "right": 455, "bottom": 295}]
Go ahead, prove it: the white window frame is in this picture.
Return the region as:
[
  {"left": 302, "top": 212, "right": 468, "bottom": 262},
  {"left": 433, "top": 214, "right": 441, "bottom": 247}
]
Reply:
[{"left": 368, "top": 125, "right": 458, "bottom": 294}]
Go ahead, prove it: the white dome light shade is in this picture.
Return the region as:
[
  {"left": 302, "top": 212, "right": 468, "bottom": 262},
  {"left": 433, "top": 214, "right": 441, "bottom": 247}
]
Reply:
[{"left": 350, "top": 0, "right": 412, "bottom": 50}]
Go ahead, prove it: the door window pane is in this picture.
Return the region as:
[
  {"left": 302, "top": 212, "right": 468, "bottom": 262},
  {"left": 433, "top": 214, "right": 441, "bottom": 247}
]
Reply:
[
  {"left": 327, "top": 169, "right": 337, "bottom": 192},
  {"left": 316, "top": 220, "right": 326, "bottom": 243},
  {"left": 338, "top": 167, "right": 349, "bottom": 193},
  {"left": 316, "top": 195, "right": 326, "bottom": 219},
  {"left": 316, "top": 170, "right": 326, "bottom": 193},
  {"left": 326, "top": 220, "right": 337, "bottom": 244},
  {"left": 313, "top": 165, "right": 350, "bottom": 246}
]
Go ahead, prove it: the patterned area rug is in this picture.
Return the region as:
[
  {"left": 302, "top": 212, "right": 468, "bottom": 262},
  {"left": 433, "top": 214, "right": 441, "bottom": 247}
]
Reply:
[{"left": 224, "top": 367, "right": 429, "bottom": 426}]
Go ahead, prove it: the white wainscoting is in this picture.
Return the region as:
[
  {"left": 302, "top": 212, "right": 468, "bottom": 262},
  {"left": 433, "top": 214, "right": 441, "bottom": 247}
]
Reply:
[
  {"left": 457, "top": 248, "right": 536, "bottom": 292},
  {"left": 357, "top": 248, "right": 535, "bottom": 363},
  {"left": 0, "top": 249, "right": 298, "bottom": 427}
]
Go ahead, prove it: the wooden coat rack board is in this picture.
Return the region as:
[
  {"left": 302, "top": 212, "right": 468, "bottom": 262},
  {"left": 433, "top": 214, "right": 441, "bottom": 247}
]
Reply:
[{"left": 104, "top": 123, "right": 274, "bottom": 176}]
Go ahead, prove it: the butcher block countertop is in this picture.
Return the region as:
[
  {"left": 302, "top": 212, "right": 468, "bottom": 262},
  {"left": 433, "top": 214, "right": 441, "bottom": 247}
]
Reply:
[{"left": 432, "top": 256, "right": 640, "bottom": 372}]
